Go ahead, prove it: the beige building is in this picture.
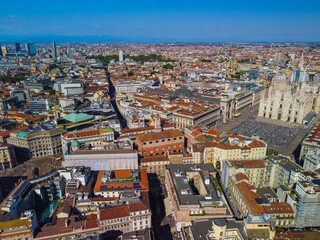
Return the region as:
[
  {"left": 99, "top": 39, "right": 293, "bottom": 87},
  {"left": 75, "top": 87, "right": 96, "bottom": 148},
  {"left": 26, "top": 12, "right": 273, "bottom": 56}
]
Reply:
[
  {"left": 140, "top": 155, "right": 170, "bottom": 176},
  {"left": 173, "top": 106, "right": 221, "bottom": 129},
  {"left": 7, "top": 127, "right": 65, "bottom": 160},
  {"left": 191, "top": 137, "right": 267, "bottom": 171},
  {"left": 258, "top": 73, "right": 319, "bottom": 124},
  {"left": 227, "top": 173, "right": 295, "bottom": 227},
  {"left": 222, "top": 156, "right": 302, "bottom": 190}
]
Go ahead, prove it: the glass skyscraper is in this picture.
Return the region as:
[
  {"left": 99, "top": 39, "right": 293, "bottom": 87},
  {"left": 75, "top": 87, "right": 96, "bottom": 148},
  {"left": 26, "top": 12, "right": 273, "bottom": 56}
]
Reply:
[{"left": 26, "top": 41, "right": 36, "bottom": 56}]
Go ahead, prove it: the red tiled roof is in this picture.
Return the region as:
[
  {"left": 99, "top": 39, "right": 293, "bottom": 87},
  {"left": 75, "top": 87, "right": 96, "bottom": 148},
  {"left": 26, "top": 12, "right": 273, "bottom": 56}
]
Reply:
[
  {"left": 235, "top": 173, "right": 249, "bottom": 182},
  {"left": 63, "top": 130, "right": 100, "bottom": 138},
  {"left": 230, "top": 160, "right": 265, "bottom": 169},
  {"left": 99, "top": 206, "right": 130, "bottom": 221},
  {"left": 235, "top": 181, "right": 265, "bottom": 214},
  {"left": 0, "top": 126, "right": 29, "bottom": 137},
  {"left": 136, "top": 129, "right": 183, "bottom": 142},
  {"left": 141, "top": 155, "right": 169, "bottom": 163},
  {"left": 263, "top": 203, "right": 294, "bottom": 214},
  {"left": 94, "top": 169, "right": 149, "bottom": 192}
]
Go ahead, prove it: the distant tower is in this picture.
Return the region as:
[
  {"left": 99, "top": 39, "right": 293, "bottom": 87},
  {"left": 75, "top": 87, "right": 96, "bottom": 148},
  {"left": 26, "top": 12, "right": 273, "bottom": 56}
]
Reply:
[
  {"left": 119, "top": 50, "right": 123, "bottom": 62},
  {"left": 53, "top": 41, "right": 57, "bottom": 58},
  {"left": 274, "top": 52, "right": 282, "bottom": 64},
  {"left": 25, "top": 41, "right": 36, "bottom": 56},
  {"left": 15, "top": 42, "right": 21, "bottom": 53},
  {"left": 230, "top": 57, "right": 234, "bottom": 70},
  {"left": 67, "top": 43, "right": 72, "bottom": 58}
]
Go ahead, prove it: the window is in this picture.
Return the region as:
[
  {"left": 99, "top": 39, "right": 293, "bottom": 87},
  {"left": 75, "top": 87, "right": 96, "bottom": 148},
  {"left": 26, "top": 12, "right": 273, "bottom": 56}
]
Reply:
[{"left": 277, "top": 113, "right": 281, "bottom": 120}]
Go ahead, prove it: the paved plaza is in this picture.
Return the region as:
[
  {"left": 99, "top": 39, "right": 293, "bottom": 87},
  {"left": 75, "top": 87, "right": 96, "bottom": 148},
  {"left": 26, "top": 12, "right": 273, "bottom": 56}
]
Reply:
[
  {"left": 217, "top": 105, "right": 318, "bottom": 159},
  {"left": 232, "top": 117, "right": 302, "bottom": 151}
]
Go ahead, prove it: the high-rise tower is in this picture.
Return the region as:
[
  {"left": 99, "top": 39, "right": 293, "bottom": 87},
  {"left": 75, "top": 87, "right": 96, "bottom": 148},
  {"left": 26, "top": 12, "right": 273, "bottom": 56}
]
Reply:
[
  {"left": 53, "top": 41, "right": 57, "bottom": 58},
  {"left": 15, "top": 42, "right": 21, "bottom": 53},
  {"left": 26, "top": 41, "right": 36, "bottom": 56},
  {"left": 119, "top": 50, "right": 123, "bottom": 62}
]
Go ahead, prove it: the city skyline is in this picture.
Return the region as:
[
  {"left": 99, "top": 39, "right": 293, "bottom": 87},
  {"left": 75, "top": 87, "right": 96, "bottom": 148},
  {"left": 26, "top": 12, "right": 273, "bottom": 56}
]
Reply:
[{"left": 0, "top": 0, "right": 319, "bottom": 42}]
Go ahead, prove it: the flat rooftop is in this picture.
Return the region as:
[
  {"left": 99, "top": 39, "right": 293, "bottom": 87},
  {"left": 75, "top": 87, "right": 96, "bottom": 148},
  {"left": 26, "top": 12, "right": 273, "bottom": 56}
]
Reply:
[{"left": 166, "top": 164, "right": 221, "bottom": 206}]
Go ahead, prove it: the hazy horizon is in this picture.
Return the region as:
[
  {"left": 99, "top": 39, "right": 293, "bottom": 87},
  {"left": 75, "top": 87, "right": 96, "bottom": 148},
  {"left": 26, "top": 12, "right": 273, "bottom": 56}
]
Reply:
[{"left": 1, "top": 0, "right": 319, "bottom": 43}]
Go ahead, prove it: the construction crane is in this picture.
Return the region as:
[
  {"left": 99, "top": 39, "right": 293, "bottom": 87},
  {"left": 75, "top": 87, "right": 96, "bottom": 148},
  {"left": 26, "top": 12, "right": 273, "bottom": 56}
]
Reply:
[{"left": 46, "top": 99, "right": 58, "bottom": 119}]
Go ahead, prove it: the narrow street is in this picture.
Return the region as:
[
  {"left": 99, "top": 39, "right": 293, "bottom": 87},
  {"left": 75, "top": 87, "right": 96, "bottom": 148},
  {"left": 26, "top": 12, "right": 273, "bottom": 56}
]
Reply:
[{"left": 106, "top": 67, "right": 127, "bottom": 129}]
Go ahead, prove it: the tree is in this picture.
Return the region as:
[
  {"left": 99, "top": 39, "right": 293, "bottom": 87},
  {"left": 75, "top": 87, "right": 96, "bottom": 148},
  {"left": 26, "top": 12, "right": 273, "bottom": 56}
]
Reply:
[
  {"left": 128, "top": 71, "right": 134, "bottom": 76},
  {"left": 49, "top": 63, "right": 58, "bottom": 70},
  {"left": 163, "top": 64, "right": 173, "bottom": 70}
]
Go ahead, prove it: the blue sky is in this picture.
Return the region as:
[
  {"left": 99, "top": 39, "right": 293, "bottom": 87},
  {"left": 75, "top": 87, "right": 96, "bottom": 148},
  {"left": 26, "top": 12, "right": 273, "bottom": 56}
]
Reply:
[{"left": 0, "top": 0, "right": 319, "bottom": 42}]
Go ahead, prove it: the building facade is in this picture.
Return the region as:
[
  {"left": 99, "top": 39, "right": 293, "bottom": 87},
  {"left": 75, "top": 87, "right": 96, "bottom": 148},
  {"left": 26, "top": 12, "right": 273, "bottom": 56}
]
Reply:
[
  {"left": 258, "top": 73, "right": 319, "bottom": 124},
  {"left": 294, "top": 180, "right": 320, "bottom": 228},
  {"left": 140, "top": 155, "right": 170, "bottom": 176},
  {"left": 64, "top": 149, "right": 139, "bottom": 171},
  {"left": 136, "top": 129, "right": 184, "bottom": 157},
  {"left": 300, "top": 122, "right": 320, "bottom": 160},
  {"left": 0, "top": 143, "right": 17, "bottom": 170},
  {"left": 7, "top": 127, "right": 65, "bottom": 160}
]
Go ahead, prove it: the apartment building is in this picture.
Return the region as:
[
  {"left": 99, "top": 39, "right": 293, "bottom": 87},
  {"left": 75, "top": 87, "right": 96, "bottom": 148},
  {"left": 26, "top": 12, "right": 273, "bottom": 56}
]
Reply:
[
  {"left": 303, "top": 148, "right": 320, "bottom": 171},
  {"left": 300, "top": 122, "right": 320, "bottom": 160},
  {"left": 98, "top": 191, "right": 151, "bottom": 234},
  {"left": 227, "top": 173, "right": 295, "bottom": 227},
  {"left": 140, "top": 155, "right": 170, "bottom": 176},
  {"left": 222, "top": 156, "right": 302, "bottom": 189},
  {"left": 191, "top": 138, "right": 266, "bottom": 171}
]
